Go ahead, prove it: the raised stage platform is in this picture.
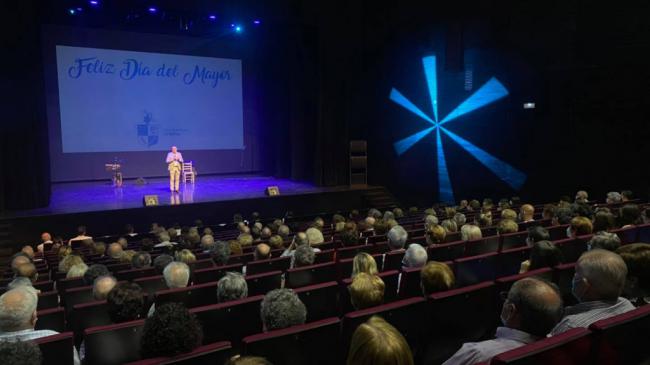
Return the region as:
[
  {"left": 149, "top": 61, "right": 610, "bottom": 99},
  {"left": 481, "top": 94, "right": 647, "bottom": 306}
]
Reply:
[{"left": 0, "top": 175, "right": 391, "bottom": 247}]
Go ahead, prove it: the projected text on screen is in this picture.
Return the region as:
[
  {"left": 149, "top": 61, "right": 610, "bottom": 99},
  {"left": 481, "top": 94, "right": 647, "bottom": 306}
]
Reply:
[{"left": 56, "top": 45, "right": 244, "bottom": 153}]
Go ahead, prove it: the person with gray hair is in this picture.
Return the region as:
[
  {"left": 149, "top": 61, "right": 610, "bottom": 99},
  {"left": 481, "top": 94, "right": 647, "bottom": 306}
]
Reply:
[
  {"left": 153, "top": 254, "right": 173, "bottom": 274},
  {"left": 387, "top": 225, "right": 408, "bottom": 251},
  {"left": 293, "top": 244, "right": 315, "bottom": 268},
  {"left": 460, "top": 224, "right": 483, "bottom": 241},
  {"left": 154, "top": 231, "right": 177, "bottom": 248},
  {"left": 66, "top": 263, "right": 89, "bottom": 279},
  {"left": 305, "top": 228, "right": 324, "bottom": 246},
  {"left": 587, "top": 231, "right": 621, "bottom": 252},
  {"left": 402, "top": 243, "right": 428, "bottom": 269},
  {"left": 550, "top": 249, "right": 635, "bottom": 335},
  {"left": 217, "top": 272, "right": 248, "bottom": 303},
  {"left": 163, "top": 262, "right": 190, "bottom": 289},
  {"left": 606, "top": 191, "right": 623, "bottom": 205},
  {"left": 424, "top": 214, "right": 439, "bottom": 229},
  {"left": 0, "top": 287, "right": 81, "bottom": 364},
  {"left": 200, "top": 234, "right": 215, "bottom": 251},
  {"left": 210, "top": 241, "right": 231, "bottom": 266},
  {"left": 454, "top": 213, "right": 467, "bottom": 227},
  {"left": 444, "top": 278, "right": 563, "bottom": 365},
  {"left": 260, "top": 289, "right": 307, "bottom": 331},
  {"left": 93, "top": 275, "right": 117, "bottom": 300},
  {"left": 0, "top": 340, "right": 43, "bottom": 365},
  {"left": 132, "top": 252, "right": 152, "bottom": 268},
  {"left": 367, "top": 208, "right": 382, "bottom": 219}
]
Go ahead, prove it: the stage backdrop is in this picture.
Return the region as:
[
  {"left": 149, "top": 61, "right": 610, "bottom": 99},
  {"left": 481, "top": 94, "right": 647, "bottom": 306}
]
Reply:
[{"left": 43, "top": 26, "right": 263, "bottom": 182}]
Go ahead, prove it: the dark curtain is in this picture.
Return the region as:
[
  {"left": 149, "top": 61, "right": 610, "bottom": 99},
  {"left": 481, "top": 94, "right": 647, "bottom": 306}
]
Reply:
[{"left": 0, "top": 0, "right": 50, "bottom": 211}]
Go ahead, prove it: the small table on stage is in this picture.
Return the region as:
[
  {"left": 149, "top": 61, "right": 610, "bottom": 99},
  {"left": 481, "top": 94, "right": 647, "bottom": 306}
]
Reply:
[{"left": 105, "top": 163, "right": 123, "bottom": 187}]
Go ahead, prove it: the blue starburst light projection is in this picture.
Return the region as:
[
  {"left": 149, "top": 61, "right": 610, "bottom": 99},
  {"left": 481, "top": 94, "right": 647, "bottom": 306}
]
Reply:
[{"left": 390, "top": 55, "right": 526, "bottom": 202}]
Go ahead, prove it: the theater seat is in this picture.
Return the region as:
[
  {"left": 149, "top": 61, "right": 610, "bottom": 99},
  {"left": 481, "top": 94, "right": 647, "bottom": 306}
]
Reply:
[
  {"left": 190, "top": 295, "right": 264, "bottom": 349},
  {"left": 285, "top": 262, "right": 336, "bottom": 289},
  {"left": 383, "top": 250, "right": 405, "bottom": 271},
  {"left": 63, "top": 285, "right": 96, "bottom": 313},
  {"left": 71, "top": 300, "right": 112, "bottom": 347},
  {"left": 554, "top": 237, "right": 588, "bottom": 263},
  {"left": 398, "top": 266, "right": 423, "bottom": 299},
  {"left": 495, "top": 268, "right": 553, "bottom": 295},
  {"left": 193, "top": 263, "right": 243, "bottom": 284},
  {"left": 33, "top": 332, "right": 75, "bottom": 365},
  {"left": 342, "top": 297, "right": 426, "bottom": 357},
  {"left": 189, "top": 258, "right": 215, "bottom": 272},
  {"left": 336, "top": 244, "right": 379, "bottom": 260},
  {"left": 123, "top": 341, "right": 232, "bottom": 365},
  {"left": 116, "top": 267, "right": 158, "bottom": 282},
  {"left": 497, "top": 246, "right": 531, "bottom": 277},
  {"left": 134, "top": 275, "right": 168, "bottom": 296},
  {"left": 293, "top": 281, "right": 339, "bottom": 322},
  {"left": 242, "top": 317, "right": 341, "bottom": 365},
  {"left": 37, "top": 290, "right": 60, "bottom": 310},
  {"left": 609, "top": 226, "right": 638, "bottom": 244},
  {"left": 314, "top": 249, "right": 335, "bottom": 264},
  {"left": 245, "top": 256, "right": 290, "bottom": 275},
  {"left": 84, "top": 319, "right": 146, "bottom": 365},
  {"left": 589, "top": 304, "right": 650, "bottom": 365},
  {"left": 422, "top": 281, "right": 498, "bottom": 365},
  {"left": 553, "top": 263, "right": 577, "bottom": 306},
  {"left": 245, "top": 270, "right": 282, "bottom": 296},
  {"left": 427, "top": 241, "right": 465, "bottom": 262},
  {"left": 35, "top": 307, "right": 65, "bottom": 333},
  {"left": 154, "top": 281, "right": 218, "bottom": 309},
  {"left": 490, "top": 328, "right": 592, "bottom": 364},
  {"left": 637, "top": 223, "right": 650, "bottom": 243},
  {"left": 500, "top": 231, "right": 528, "bottom": 251},
  {"left": 454, "top": 252, "right": 498, "bottom": 287},
  {"left": 464, "top": 235, "right": 500, "bottom": 256}
]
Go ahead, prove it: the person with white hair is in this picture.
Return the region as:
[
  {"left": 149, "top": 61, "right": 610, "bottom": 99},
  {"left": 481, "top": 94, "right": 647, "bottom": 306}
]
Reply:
[
  {"left": 305, "top": 227, "right": 324, "bottom": 246},
  {"left": 154, "top": 231, "right": 177, "bottom": 248},
  {"left": 424, "top": 215, "right": 439, "bottom": 230},
  {"left": 200, "top": 234, "right": 215, "bottom": 251},
  {"left": 148, "top": 262, "right": 191, "bottom": 317},
  {"left": 453, "top": 213, "right": 467, "bottom": 227},
  {"left": 402, "top": 244, "right": 428, "bottom": 269},
  {"left": 605, "top": 191, "right": 623, "bottom": 205},
  {"left": 66, "top": 263, "right": 89, "bottom": 279},
  {"left": 387, "top": 226, "right": 408, "bottom": 252},
  {"left": 550, "top": 249, "right": 635, "bottom": 335},
  {"left": 93, "top": 275, "right": 117, "bottom": 301},
  {"left": 0, "top": 287, "right": 80, "bottom": 364},
  {"left": 460, "top": 224, "right": 483, "bottom": 241}
]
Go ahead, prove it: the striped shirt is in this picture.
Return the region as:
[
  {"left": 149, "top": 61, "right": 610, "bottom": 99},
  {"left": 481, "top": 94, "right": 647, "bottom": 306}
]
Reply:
[
  {"left": 0, "top": 329, "right": 80, "bottom": 365},
  {"left": 550, "top": 297, "right": 635, "bottom": 335},
  {"left": 443, "top": 327, "right": 539, "bottom": 365}
]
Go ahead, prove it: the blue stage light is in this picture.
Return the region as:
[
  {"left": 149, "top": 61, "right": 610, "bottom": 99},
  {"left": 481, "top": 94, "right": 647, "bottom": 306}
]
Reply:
[
  {"left": 253, "top": 19, "right": 261, "bottom": 25},
  {"left": 89, "top": 0, "right": 99, "bottom": 5},
  {"left": 439, "top": 77, "right": 508, "bottom": 125},
  {"left": 440, "top": 127, "right": 526, "bottom": 190},
  {"left": 436, "top": 128, "right": 455, "bottom": 203},
  {"left": 394, "top": 126, "right": 435, "bottom": 156},
  {"left": 235, "top": 26, "right": 242, "bottom": 33},
  {"left": 208, "top": 15, "right": 217, "bottom": 20},
  {"left": 389, "top": 54, "right": 525, "bottom": 201},
  {"left": 422, "top": 56, "right": 439, "bottom": 123},
  {"left": 68, "top": 8, "right": 76, "bottom": 15},
  {"left": 148, "top": 7, "right": 157, "bottom": 13},
  {"left": 389, "top": 88, "right": 436, "bottom": 125}
]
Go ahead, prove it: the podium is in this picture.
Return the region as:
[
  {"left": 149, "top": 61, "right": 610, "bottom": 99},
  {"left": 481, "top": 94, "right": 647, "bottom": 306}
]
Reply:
[{"left": 105, "top": 163, "right": 123, "bottom": 187}]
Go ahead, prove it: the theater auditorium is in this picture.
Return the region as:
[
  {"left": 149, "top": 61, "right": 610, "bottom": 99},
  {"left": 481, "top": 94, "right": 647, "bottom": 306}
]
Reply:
[{"left": 0, "top": 1, "right": 649, "bottom": 364}]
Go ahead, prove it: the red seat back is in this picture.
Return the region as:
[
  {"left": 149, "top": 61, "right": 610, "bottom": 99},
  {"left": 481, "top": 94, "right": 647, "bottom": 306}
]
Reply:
[
  {"left": 154, "top": 282, "right": 218, "bottom": 309},
  {"left": 293, "top": 281, "right": 339, "bottom": 322},
  {"left": 589, "top": 304, "right": 650, "bottom": 365},
  {"left": 245, "top": 256, "right": 290, "bottom": 275},
  {"left": 33, "top": 332, "right": 75, "bottom": 365},
  {"left": 35, "top": 307, "right": 65, "bottom": 333},
  {"left": 454, "top": 252, "right": 498, "bottom": 287},
  {"left": 84, "top": 319, "right": 146, "bottom": 365},
  {"left": 123, "top": 341, "right": 232, "bottom": 365},
  {"left": 285, "top": 262, "right": 336, "bottom": 289},
  {"left": 491, "top": 328, "right": 592, "bottom": 364},
  {"left": 245, "top": 270, "right": 282, "bottom": 296},
  {"left": 193, "top": 263, "right": 243, "bottom": 284},
  {"left": 427, "top": 241, "right": 465, "bottom": 262}
]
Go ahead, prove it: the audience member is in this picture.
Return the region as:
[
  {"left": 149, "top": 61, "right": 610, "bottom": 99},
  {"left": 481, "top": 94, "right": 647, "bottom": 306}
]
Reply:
[
  {"left": 352, "top": 252, "right": 378, "bottom": 277},
  {"left": 140, "top": 303, "right": 203, "bottom": 358},
  {"left": 349, "top": 273, "right": 385, "bottom": 310},
  {"left": 497, "top": 219, "right": 519, "bottom": 234},
  {"left": 501, "top": 209, "right": 517, "bottom": 220},
  {"left": 225, "top": 356, "right": 274, "bottom": 365},
  {"left": 107, "top": 282, "right": 145, "bottom": 323},
  {"left": 574, "top": 190, "right": 589, "bottom": 204},
  {"left": 542, "top": 204, "right": 556, "bottom": 220},
  {"left": 154, "top": 232, "right": 176, "bottom": 248},
  {"left": 387, "top": 225, "right": 408, "bottom": 251},
  {"left": 200, "top": 234, "right": 215, "bottom": 251},
  {"left": 107, "top": 242, "right": 124, "bottom": 259},
  {"left": 36, "top": 232, "right": 53, "bottom": 253},
  {"left": 8, "top": 263, "right": 38, "bottom": 291},
  {"left": 587, "top": 231, "right": 621, "bottom": 252},
  {"left": 277, "top": 225, "right": 291, "bottom": 240},
  {"left": 568, "top": 216, "right": 593, "bottom": 237},
  {"left": 93, "top": 241, "right": 107, "bottom": 256},
  {"left": 619, "top": 204, "right": 643, "bottom": 227},
  {"left": 444, "top": 278, "right": 563, "bottom": 364},
  {"left": 69, "top": 225, "right": 92, "bottom": 245},
  {"left": 347, "top": 316, "right": 414, "bottom": 365},
  {"left": 58, "top": 254, "right": 84, "bottom": 274},
  {"left": 153, "top": 254, "right": 173, "bottom": 274},
  {"left": 520, "top": 241, "right": 563, "bottom": 273},
  {"left": 0, "top": 287, "right": 80, "bottom": 364},
  {"left": 293, "top": 244, "right": 315, "bottom": 268},
  {"left": 83, "top": 264, "right": 109, "bottom": 285},
  {"left": 66, "top": 263, "right": 89, "bottom": 279},
  {"left": 402, "top": 243, "right": 428, "bottom": 269},
  {"left": 526, "top": 226, "right": 550, "bottom": 247},
  {"left": 616, "top": 243, "right": 650, "bottom": 306},
  {"left": 131, "top": 252, "right": 152, "bottom": 268},
  {"left": 93, "top": 275, "right": 117, "bottom": 300},
  {"left": 211, "top": 241, "right": 232, "bottom": 266},
  {"left": 425, "top": 224, "right": 446, "bottom": 245},
  {"left": 620, "top": 190, "right": 634, "bottom": 202},
  {"left": 175, "top": 249, "right": 196, "bottom": 265},
  {"left": 441, "top": 219, "right": 458, "bottom": 233},
  {"left": 268, "top": 235, "right": 284, "bottom": 249},
  {"left": 305, "top": 227, "right": 325, "bottom": 246},
  {"left": 460, "top": 224, "right": 482, "bottom": 241},
  {"left": 550, "top": 249, "right": 635, "bottom": 335},
  {"left": 217, "top": 272, "right": 248, "bottom": 303},
  {"left": 119, "top": 250, "right": 136, "bottom": 264},
  {"left": 260, "top": 289, "right": 307, "bottom": 331},
  {"left": 420, "top": 261, "right": 455, "bottom": 296},
  {"left": 0, "top": 340, "right": 42, "bottom": 365},
  {"left": 238, "top": 233, "right": 254, "bottom": 247},
  {"left": 254, "top": 243, "right": 271, "bottom": 261},
  {"left": 519, "top": 204, "right": 535, "bottom": 222},
  {"left": 605, "top": 191, "right": 623, "bottom": 204},
  {"left": 592, "top": 210, "right": 617, "bottom": 232},
  {"left": 553, "top": 207, "right": 573, "bottom": 225}
]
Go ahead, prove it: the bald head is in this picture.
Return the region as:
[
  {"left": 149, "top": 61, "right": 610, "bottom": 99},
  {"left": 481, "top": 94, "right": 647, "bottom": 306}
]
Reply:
[
  {"left": 107, "top": 243, "right": 123, "bottom": 259},
  {"left": 93, "top": 275, "right": 117, "bottom": 300},
  {"left": 505, "top": 278, "right": 563, "bottom": 337},
  {"left": 576, "top": 249, "right": 628, "bottom": 301},
  {"left": 255, "top": 243, "right": 271, "bottom": 261},
  {"left": 163, "top": 262, "right": 190, "bottom": 289},
  {"left": 11, "top": 255, "right": 31, "bottom": 273},
  {"left": 15, "top": 263, "right": 38, "bottom": 282},
  {"left": 0, "top": 287, "right": 38, "bottom": 332}
]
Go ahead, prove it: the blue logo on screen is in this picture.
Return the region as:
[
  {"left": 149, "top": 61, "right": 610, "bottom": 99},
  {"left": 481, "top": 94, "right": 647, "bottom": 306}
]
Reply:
[
  {"left": 137, "top": 111, "right": 159, "bottom": 147},
  {"left": 390, "top": 55, "right": 526, "bottom": 202}
]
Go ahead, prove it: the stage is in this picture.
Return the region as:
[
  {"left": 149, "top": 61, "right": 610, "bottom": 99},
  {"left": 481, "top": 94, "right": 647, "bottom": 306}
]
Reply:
[{"left": 0, "top": 175, "right": 391, "bottom": 246}]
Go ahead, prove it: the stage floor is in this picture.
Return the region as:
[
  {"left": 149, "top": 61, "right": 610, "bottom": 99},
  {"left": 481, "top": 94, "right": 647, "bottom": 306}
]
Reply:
[{"left": 3, "top": 175, "right": 335, "bottom": 217}]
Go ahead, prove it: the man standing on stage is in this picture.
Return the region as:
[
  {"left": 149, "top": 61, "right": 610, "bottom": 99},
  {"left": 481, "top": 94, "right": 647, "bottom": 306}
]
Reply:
[{"left": 166, "top": 146, "right": 183, "bottom": 192}]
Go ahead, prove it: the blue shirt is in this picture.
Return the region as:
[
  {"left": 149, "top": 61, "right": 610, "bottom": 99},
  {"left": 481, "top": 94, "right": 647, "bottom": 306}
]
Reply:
[
  {"left": 443, "top": 327, "right": 539, "bottom": 365},
  {"left": 550, "top": 297, "right": 635, "bottom": 335}
]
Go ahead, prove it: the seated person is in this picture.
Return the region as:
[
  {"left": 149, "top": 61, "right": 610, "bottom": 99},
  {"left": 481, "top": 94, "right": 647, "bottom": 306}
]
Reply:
[
  {"left": 349, "top": 273, "right": 385, "bottom": 310},
  {"left": 92, "top": 275, "right": 117, "bottom": 301},
  {"left": 525, "top": 226, "right": 550, "bottom": 247},
  {"left": 425, "top": 224, "right": 447, "bottom": 245},
  {"left": 217, "top": 272, "right": 248, "bottom": 303},
  {"left": 520, "top": 241, "right": 563, "bottom": 273},
  {"left": 260, "top": 289, "right": 306, "bottom": 331},
  {"left": 140, "top": 303, "right": 203, "bottom": 358},
  {"left": 420, "top": 261, "right": 455, "bottom": 296},
  {"left": 347, "top": 316, "right": 414, "bottom": 365},
  {"left": 587, "top": 231, "right": 621, "bottom": 252},
  {"left": 550, "top": 249, "right": 635, "bottom": 335},
  {"left": 0, "top": 340, "right": 42, "bottom": 365},
  {"left": 293, "top": 244, "right": 315, "bottom": 268},
  {"left": 107, "top": 282, "right": 145, "bottom": 323},
  {"left": 352, "top": 253, "right": 378, "bottom": 277},
  {"left": 401, "top": 244, "right": 428, "bottom": 270},
  {"left": 444, "top": 278, "right": 563, "bottom": 365},
  {"left": 616, "top": 243, "right": 650, "bottom": 306}
]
